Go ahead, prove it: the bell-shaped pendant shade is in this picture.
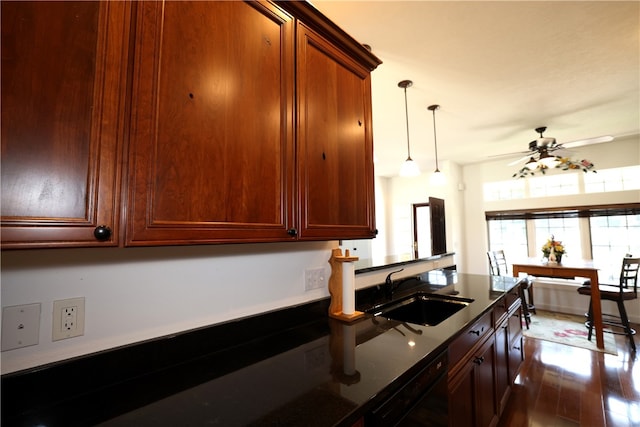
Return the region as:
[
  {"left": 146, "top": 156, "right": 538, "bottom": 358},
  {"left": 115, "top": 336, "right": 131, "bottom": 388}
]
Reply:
[
  {"left": 400, "top": 157, "right": 421, "bottom": 177},
  {"left": 430, "top": 168, "right": 446, "bottom": 186}
]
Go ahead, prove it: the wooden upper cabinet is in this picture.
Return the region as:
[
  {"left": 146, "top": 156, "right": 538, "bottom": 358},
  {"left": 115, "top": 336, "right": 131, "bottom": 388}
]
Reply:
[
  {"left": 296, "top": 23, "right": 376, "bottom": 240},
  {"left": 1, "top": 1, "right": 131, "bottom": 248},
  {"left": 2, "top": 0, "right": 380, "bottom": 249},
  {"left": 126, "top": 1, "right": 296, "bottom": 245}
]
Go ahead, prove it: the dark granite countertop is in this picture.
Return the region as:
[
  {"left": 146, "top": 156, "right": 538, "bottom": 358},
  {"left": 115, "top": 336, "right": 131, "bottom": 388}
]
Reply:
[
  {"left": 1, "top": 271, "right": 518, "bottom": 427},
  {"left": 352, "top": 252, "right": 455, "bottom": 274}
]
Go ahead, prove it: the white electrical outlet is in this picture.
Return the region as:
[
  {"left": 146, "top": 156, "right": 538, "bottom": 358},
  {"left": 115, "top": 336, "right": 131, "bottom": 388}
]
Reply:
[
  {"left": 304, "top": 267, "right": 326, "bottom": 291},
  {"left": 1, "top": 303, "right": 41, "bottom": 351},
  {"left": 52, "top": 297, "right": 85, "bottom": 341}
]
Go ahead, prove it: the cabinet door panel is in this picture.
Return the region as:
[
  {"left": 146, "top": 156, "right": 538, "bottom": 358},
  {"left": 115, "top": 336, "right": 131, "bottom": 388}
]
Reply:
[
  {"left": 495, "top": 323, "right": 510, "bottom": 414},
  {"left": 475, "top": 337, "right": 498, "bottom": 427},
  {"left": 1, "top": 1, "right": 130, "bottom": 248},
  {"left": 508, "top": 334, "right": 524, "bottom": 384},
  {"left": 127, "top": 1, "right": 294, "bottom": 245},
  {"left": 296, "top": 24, "right": 375, "bottom": 239},
  {"left": 449, "top": 362, "right": 475, "bottom": 427}
]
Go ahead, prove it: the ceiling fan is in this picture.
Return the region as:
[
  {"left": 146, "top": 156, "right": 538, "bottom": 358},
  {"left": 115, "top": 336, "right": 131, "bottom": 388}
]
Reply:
[{"left": 507, "top": 126, "right": 614, "bottom": 167}]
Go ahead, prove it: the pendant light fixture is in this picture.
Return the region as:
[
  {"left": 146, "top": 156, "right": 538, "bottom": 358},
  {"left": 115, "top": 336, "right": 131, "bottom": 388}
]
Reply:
[
  {"left": 428, "top": 104, "right": 446, "bottom": 186},
  {"left": 398, "top": 80, "right": 420, "bottom": 177}
]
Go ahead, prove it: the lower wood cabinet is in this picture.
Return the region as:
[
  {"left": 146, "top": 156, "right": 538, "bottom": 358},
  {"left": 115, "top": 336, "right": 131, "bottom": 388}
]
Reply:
[
  {"left": 448, "top": 292, "right": 523, "bottom": 427},
  {"left": 495, "top": 322, "right": 511, "bottom": 415},
  {"left": 495, "top": 303, "right": 524, "bottom": 415},
  {"left": 448, "top": 333, "right": 498, "bottom": 427},
  {"left": 506, "top": 310, "right": 524, "bottom": 394}
]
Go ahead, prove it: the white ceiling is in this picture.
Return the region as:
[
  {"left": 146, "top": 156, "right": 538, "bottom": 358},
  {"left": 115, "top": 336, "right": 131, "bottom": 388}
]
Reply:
[{"left": 311, "top": 1, "right": 640, "bottom": 177}]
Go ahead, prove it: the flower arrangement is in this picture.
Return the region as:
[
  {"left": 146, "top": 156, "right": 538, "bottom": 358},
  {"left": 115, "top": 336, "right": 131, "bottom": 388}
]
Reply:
[
  {"left": 557, "top": 157, "right": 596, "bottom": 173},
  {"left": 513, "top": 157, "right": 597, "bottom": 178},
  {"left": 541, "top": 235, "right": 565, "bottom": 261}
]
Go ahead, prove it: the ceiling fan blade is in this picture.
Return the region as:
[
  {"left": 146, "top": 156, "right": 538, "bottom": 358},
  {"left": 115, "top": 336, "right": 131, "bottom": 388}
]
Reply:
[
  {"left": 488, "top": 149, "right": 529, "bottom": 159},
  {"left": 561, "top": 135, "right": 614, "bottom": 148},
  {"left": 507, "top": 154, "right": 532, "bottom": 166}
]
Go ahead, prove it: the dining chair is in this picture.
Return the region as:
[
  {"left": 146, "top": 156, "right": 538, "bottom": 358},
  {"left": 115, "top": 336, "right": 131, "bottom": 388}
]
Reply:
[
  {"left": 487, "top": 250, "right": 534, "bottom": 328},
  {"left": 577, "top": 255, "right": 639, "bottom": 351}
]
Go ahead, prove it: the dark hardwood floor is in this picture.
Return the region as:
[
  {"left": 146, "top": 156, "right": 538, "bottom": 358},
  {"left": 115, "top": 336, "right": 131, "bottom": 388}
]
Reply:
[{"left": 498, "top": 324, "right": 639, "bottom": 427}]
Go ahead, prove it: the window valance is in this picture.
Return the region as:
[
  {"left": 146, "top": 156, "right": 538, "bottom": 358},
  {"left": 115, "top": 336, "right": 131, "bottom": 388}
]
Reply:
[{"left": 485, "top": 203, "right": 640, "bottom": 221}]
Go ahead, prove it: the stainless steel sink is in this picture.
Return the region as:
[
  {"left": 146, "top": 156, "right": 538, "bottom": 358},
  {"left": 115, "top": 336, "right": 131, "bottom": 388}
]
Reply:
[{"left": 368, "top": 293, "right": 474, "bottom": 326}]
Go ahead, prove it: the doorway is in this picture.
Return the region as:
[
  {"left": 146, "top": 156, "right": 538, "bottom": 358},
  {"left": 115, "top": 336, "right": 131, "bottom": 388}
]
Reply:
[{"left": 412, "top": 197, "right": 446, "bottom": 259}]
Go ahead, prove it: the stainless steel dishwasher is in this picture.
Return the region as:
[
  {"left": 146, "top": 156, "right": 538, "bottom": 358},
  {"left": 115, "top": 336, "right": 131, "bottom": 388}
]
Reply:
[{"left": 368, "top": 350, "right": 448, "bottom": 426}]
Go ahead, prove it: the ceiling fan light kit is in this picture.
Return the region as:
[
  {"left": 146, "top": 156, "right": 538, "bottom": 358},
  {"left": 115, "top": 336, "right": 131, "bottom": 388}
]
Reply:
[
  {"left": 537, "top": 150, "right": 561, "bottom": 168},
  {"left": 398, "top": 80, "right": 421, "bottom": 177},
  {"left": 512, "top": 126, "right": 600, "bottom": 178}
]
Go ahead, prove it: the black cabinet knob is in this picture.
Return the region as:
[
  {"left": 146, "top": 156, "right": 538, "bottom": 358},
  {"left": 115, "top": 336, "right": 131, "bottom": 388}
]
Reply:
[
  {"left": 287, "top": 228, "right": 298, "bottom": 237},
  {"left": 94, "top": 225, "right": 112, "bottom": 241}
]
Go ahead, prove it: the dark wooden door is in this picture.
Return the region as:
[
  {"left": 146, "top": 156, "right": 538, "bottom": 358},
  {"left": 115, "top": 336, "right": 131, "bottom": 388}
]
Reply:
[
  {"left": 429, "top": 196, "right": 447, "bottom": 255},
  {"left": 1, "top": 1, "right": 131, "bottom": 248},
  {"left": 295, "top": 23, "right": 376, "bottom": 240},
  {"left": 126, "top": 1, "right": 295, "bottom": 245}
]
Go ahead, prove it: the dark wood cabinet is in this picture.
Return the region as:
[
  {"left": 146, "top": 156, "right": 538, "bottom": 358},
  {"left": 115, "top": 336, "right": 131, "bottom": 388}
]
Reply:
[
  {"left": 449, "top": 291, "right": 523, "bottom": 427},
  {"left": 295, "top": 23, "right": 376, "bottom": 240},
  {"left": 125, "top": 0, "right": 379, "bottom": 246},
  {"left": 1, "top": 1, "right": 131, "bottom": 248},
  {"left": 495, "top": 321, "right": 510, "bottom": 414},
  {"left": 507, "top": 308, "right": 524, "bottom": 384},
  {"left": 449, "top": 333, "right": 498, "bottom": 427},
  {"left": 448, "top": 310, "right": 497, "bottom": 427},
  {"left": 494, "top": 291, "right": 524, "bottom": 418},
  {"left": 2, "top": 1, "right": 381, "bottom": 249},
  {"left": 125, "top": 1, "right": 296, "bottom": 245}
]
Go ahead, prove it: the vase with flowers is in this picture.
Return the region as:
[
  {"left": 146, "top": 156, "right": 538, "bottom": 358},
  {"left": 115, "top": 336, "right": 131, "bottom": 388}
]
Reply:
[{"left": 541, "top": 235, "right": 565, "bottom": 263}]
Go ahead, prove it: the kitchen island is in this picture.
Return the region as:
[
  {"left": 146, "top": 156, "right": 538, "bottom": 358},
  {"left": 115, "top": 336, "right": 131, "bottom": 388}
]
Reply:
[{"left": 2, "top": 271, "right": 520, "bottom": 426}]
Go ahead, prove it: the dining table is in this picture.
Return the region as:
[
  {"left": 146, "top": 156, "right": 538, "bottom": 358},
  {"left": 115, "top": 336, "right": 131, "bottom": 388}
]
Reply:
[{"left": 511, "top": 258, "right": 604, "bottom": 349}]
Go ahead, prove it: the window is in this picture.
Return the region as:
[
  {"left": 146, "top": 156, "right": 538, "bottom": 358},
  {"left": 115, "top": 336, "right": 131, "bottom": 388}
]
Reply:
[
  {"left": 487, "top": 219, "right": 528, "bottom": 265},
  {"left": 483, "top": 180, "right": 525, "bottom": 201},
  {"left": 584, "top": 165, "right": 640, "bottom": 193},
  {"left": 529, "top": 174, "right": 579, "bottom": 198},
  {"left": 486, "top": 203, "right": 640, "bottom": 282},
  {"left": 533, "top": 217, "right": 581, "bottom": 260},
  {"left": 590, "top": 214, "right": 640, "bottom": 282},
  {"left": 484, "top": 166, "right": 640, "bottom": 201}
]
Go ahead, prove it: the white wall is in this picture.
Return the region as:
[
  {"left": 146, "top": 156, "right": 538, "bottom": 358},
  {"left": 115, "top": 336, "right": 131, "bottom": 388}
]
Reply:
[{"left": 1, "top": 242, "right": 338, "bottom": 374}]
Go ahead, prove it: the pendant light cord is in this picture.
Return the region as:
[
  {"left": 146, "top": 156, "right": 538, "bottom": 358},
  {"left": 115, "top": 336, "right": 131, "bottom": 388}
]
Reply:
[
  {"left": 430, "top": 105, "right": 440, "bottom": 172},
  {"left": 403, "top": 86, "right": 412, "bottom": 160}
]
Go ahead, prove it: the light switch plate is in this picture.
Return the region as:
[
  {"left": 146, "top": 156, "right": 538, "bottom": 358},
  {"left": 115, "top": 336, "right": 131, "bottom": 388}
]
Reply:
[
  {"left": 1, "top": 303, "right": 41, "bottom": 351},
  {"left": 304, "top": 267, "right": 326, "bottom": 291}
]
